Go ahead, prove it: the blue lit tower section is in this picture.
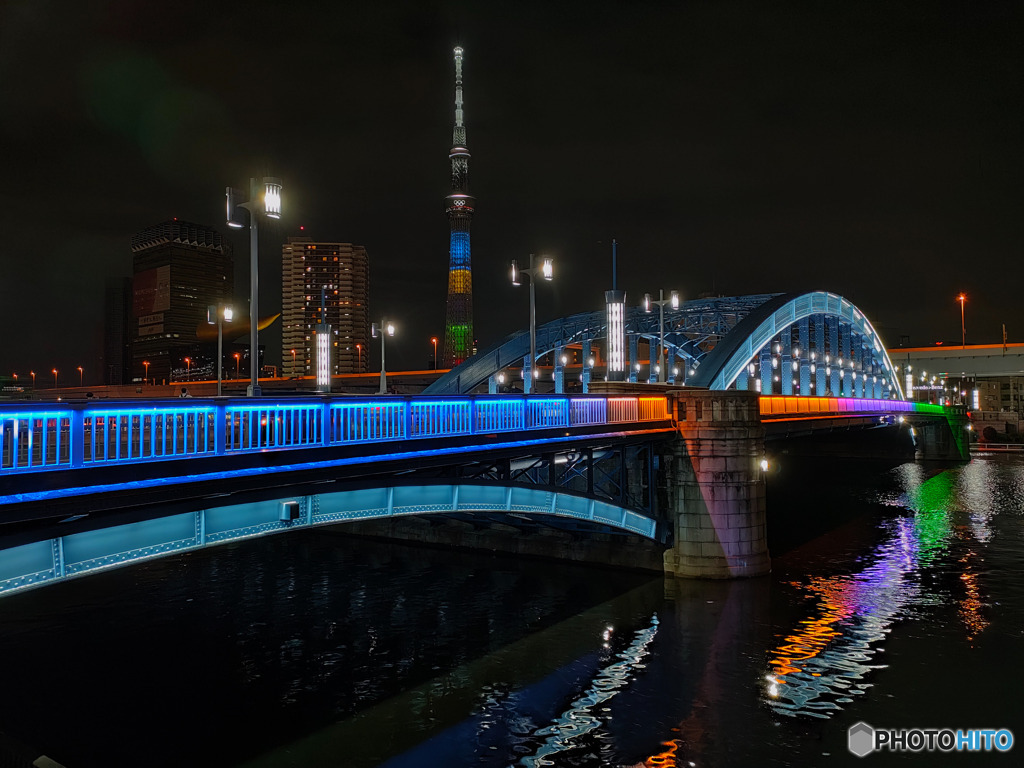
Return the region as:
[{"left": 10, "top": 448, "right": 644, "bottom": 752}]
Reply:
[{"left": 443, "top": 46, "right": 476, "bottom": 368}]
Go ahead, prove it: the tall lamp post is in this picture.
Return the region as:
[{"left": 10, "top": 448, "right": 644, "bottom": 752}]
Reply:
[
  {"left": 77, "top": 366, "right": 84, "bottom": 387},
  {"left": 371, "top": 320, "right": 396, "bottom": 395},
  {"left": 431, "top": 337, "right": 438, "bottom": 370},
  {"left": 52, "top": 368, "right": 58, "bottom": 389},
  {"left": 356, "top": 343, "right": 362, "bottom": 372},
  {"left": 207, "top": 304, "right": 233, "bottom": 396},
  {"left": 143, "top": 361, "right": 149, "bottom": 386},
  {"left": 30, "top": 371, "right": 35, "bottom": 388},
  {"left": 234, "top": 353, "right": 241, "bottom": 380},
  {"left": 643, "top": 289, "right": 680, "bottom": 383},
  {"left": 957, "top": 293, "right": 967, "bottom": 348},
  {"left": 226, "top": 176, "right": 282, "bottom": 397},
  {"left": 511, "top": 254, "right": 554, "bottom": 393}
]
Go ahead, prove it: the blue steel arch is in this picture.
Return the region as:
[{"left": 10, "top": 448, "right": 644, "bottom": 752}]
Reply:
[
  {"left": 689, "top": 291, "right": 906, "bottom": 398},
  {"left": 427, "top": 291, "right": 904, "bottom": 399},
  {"left": 0, "top": 484, "right": 657, "bottom": 597}
]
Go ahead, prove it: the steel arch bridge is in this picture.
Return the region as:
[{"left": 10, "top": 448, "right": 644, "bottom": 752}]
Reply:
[{"left": 425, "top": 291, "right": 906, "bottom": 401}]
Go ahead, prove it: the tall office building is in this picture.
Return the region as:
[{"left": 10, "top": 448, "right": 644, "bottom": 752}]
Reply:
[
  {"left": 130, "top": 220, "right": 233, "bottom": 385},
  {"left": 442, "top": 46, "right": 476, "bottom": 368},
  {"left": 281, "top": 237, "right": 369, "bottom": 377},
  {"left": 102, "top": 277, "right": 133, "bottom": 385}
]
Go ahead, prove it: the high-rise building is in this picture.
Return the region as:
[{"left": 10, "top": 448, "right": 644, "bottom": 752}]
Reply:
[
  {"left": 130, "top": 220, "right": 233, "bottom": 385},
  {"left": 443, "top": 46, "right": 475, "bottom": 368},
  {"left": 102, "top": 277, "right": 133, "bottom": 385},
  {"left": 281, "top": 237, "right": 369, "bottom": 377}
]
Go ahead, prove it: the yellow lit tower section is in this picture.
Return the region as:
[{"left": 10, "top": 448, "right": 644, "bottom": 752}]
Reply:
[{"left": 443, "top": 46, "right": 475, "bottom": 367}]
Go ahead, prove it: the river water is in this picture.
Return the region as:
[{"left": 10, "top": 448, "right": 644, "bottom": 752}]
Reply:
[{"left": 0, "top": 453, "right": 1022, "bottom": 767}]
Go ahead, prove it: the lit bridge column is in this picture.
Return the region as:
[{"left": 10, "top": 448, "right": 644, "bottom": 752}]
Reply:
[
  {"left": 760, "top": 346, "right": 772, "bottom": 395},
  {"left": 798, "top": 318, "right": 811, "bottom": 395},
  {"left": 815, "top": 317, "right": 827, "bottom": 394},
  {"left": 553, "top": 346, "right": 565, "bottom": 394}
]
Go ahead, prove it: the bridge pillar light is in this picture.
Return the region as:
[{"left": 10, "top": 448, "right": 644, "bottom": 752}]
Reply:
[
  {"left": 371, "top": 319, "right": 396, "bottom": 395},
  {"left": 514, "top": 253, "right": 554, "bottom": 393},
  {"left": 605, "top": 289, "right": 626, "bottom": 382},
  {"left": 226, "top": 175, "right": 283, "bottom": 397}
]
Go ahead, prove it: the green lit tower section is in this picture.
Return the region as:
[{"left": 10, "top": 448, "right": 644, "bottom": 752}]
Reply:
[{"left": 443, "top": 45, "right": 475, "bottom": 368}]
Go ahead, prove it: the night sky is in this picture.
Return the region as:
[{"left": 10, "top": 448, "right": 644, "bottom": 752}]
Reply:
[{"left": 0, "top": 1, "right": 1020, "bottom": 381}]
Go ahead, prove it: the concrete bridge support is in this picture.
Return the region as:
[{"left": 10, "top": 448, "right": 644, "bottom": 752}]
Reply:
[
  {"left": 915, "top": 406, "right": 971, "bottom": 461},
  {"left": 660, "top": 389, "right": 771, "bottom": 579}
]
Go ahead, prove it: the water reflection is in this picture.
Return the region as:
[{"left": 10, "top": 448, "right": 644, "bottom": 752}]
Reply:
[
  {"left": 764, "top": 460, "right": 996, "bottom": 717},
  {"left": 520, "top": 616, "right": 659, "bottom": 767}
]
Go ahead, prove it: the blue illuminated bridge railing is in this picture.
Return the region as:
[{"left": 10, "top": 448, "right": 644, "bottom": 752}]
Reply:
[{"left": 0, "top": 394, "right": 671, "bottom": 476}]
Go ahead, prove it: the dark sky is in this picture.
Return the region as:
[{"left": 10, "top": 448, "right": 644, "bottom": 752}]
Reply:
[{"left": 0, "top": 0, "right": 1020, "bottom": 381}]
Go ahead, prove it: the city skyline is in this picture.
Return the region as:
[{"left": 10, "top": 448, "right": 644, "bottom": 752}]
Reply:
[{"left": 0, "top": 2, "right": 1020, "bottom": 383}]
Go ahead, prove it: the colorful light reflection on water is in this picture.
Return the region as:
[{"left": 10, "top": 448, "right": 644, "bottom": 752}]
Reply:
[{"left": 763, "top": 462, "right": 992, "bottom": 718}]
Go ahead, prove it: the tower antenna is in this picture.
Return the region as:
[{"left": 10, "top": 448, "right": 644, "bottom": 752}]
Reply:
[{"left": 442, "top": 46, "right": 476, "bottom": 367}]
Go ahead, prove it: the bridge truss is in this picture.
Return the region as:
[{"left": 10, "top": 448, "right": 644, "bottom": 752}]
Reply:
[{"left": 426, "top": 291, "right": 906, "bottom": 401}]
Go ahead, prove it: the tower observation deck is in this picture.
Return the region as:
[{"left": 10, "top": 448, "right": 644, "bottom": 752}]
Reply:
[{"left": 443, "top": 46, "right": 475, "bottom": 368}]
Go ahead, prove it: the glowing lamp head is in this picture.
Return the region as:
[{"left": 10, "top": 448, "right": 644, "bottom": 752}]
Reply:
[
  {"left": 510, "top": 260, "right": 520, "bottom": 286},
  {"left": 263, "top": 177, "right": 282, "bottom": 219},
  {"left": 643, "top": 293, "right": 652, "bottom": 313},
  {"left": 541, "top": 258, "right": 553, "bottom": 281},
  {"left": 670, "top": 291, "right": 680, "bottom": 309},
  {"left": 223, "top": 307, "right": 234, "bottom": 322},
  {"left": 386, "top": 322, "right": 395, "bottom": 337}
]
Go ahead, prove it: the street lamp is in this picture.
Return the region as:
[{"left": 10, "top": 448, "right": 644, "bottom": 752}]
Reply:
[
  {"left": 207, "top": 304, "right": 233, "bottom": 396},
  {"left": 431, "top": 337, "right": 438, "bottom": 370},
  {"left": 30, "top": 371, "right": 35, "bottom": 388},
  {"left": 356, "top": 343, "right": 362, "bottom": 372},
  {"left": 371, "top": 320, "right": 396, "bottom": 395},
  {"left": 511, "top": 254, "right": 554, "bottom": 393},
  {"left": 143, "top": 361, "right": 149, "bottom": 386},
  {"left": 957, "top": 293, "right": 967, "bottom": 348},
  {"left": 52, "top": 368, "right": 58, "bottom": 389},
  {"left": 226, "top": 176, "right": 282, "bottom": 397},
  {"left": 290, "top": 348, "right": 296, "bottom": 374},
  {"left": 77, "top": 366, "right": 83, "bottom": 387},
  {"left": 234, "top": 352, "right": 241, "bottom": 380},
  {"left": 643, "top": 289, "right": 680, "bottom": 383}
]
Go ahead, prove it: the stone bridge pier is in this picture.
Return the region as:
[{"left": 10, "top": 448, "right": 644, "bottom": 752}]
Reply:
[
  {"left": 659, "top": 389, "right": 771, "bottom": 579},
  {"left": 914, "top": 405, "right": 971, "bottom": 461}
]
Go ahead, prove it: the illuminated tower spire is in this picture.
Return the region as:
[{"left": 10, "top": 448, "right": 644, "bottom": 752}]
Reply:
[{"left": 443, "top": 45, "right": 475, "bottom": 367}]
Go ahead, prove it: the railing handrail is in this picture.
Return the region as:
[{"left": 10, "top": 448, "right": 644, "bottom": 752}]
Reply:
[{"left": 0, "top": 394, "right": 671, "bottom": 477}]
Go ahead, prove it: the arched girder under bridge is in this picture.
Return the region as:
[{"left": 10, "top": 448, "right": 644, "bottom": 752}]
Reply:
[{"left": 0, "top": 484, "right": 658, "bottom": 597}]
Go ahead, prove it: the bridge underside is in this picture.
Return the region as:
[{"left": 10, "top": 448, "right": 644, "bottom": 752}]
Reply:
[{"left": 0, "top": 483, "right": 663, "bottom": 596}]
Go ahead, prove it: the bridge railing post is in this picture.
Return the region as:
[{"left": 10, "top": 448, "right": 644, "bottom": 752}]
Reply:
[
  {"left": 70, "top": 408, "right": 85, "bottom": 469},
  {"left": 214, "top": 401, "right": 228, "bottom": 456}
]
